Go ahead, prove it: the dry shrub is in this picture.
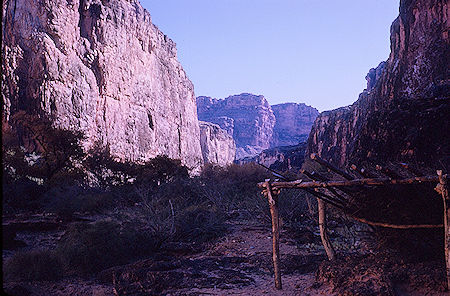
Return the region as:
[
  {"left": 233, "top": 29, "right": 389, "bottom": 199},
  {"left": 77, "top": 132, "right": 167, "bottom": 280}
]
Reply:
[
  {"left": 56, "top": 221, "right": 158, "bottom": 276},
  {"left": 316, "top": 253, "right": 446, "bottom": 295},
  {"left": 346, "top": 183, "right": 443, "bottom": 259},
  {"left": 200, "top": 163, "right": 271, "bottom": 217},
  {"left": 130, "top": 177, "right": 228, "bottom": 247},
  {"left": 3, "top": 250, "right": 63, "bottom": 281}
]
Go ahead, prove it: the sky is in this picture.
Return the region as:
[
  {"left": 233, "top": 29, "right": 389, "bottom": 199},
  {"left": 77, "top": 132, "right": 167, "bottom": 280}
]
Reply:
[{"left": 141, "top": 0, "right": 399, "bottom": 111}]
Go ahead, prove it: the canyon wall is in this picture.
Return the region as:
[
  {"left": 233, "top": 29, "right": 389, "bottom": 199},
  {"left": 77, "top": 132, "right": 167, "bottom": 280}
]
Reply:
[
  {"left": 197, "top": 94, "right": 318, "bottom": 159},
  {"left": 197, "top": 94, "right": 276, "bottom": 159},
  {"left": 2, "top": 0, "right": 203, "bottom": 170},
  {"left": 237, "top": 143, "right": 307, "bottom": 172},
  {"left": 271, "top": 103, "right": 319, "bottom": 147},
  {"left": 199, "top": 121, "right": 235, "bottom": 166},
  {"left": 307, "top": 0, "right": 449, "bottom": 169}
]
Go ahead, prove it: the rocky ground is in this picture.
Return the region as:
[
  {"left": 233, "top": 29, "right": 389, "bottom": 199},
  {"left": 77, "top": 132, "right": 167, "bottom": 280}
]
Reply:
[{"left": 3, "top": 212, "right": 447, "bottom": 296}]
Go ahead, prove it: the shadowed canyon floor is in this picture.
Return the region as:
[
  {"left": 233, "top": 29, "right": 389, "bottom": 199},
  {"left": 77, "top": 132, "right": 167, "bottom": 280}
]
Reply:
[
  {"left": 3, "top": 213, "right": 334, "bottom": 295},
  {"left": 161, "top": 219, "right": 332, "bottom": 296},
  {"left": 3, "top": 210, "right": 448, "bottom": 295}
]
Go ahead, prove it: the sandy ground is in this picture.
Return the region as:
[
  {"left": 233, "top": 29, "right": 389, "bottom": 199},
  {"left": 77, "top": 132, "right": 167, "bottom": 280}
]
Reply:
[
  {"left": 5, "top": 215, "right": 446, "bottom": 295},
  {"left": 4, "top": 217, "right": 335, "bottom": 296},
  {"left": 165, "top": 220, "right": 335, "bottom": 296}
]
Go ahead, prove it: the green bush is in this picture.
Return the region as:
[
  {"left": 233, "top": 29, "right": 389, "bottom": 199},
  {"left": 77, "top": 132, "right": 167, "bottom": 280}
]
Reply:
[{"left": 4, "top": 250, "right": 63, "bottom": 281}]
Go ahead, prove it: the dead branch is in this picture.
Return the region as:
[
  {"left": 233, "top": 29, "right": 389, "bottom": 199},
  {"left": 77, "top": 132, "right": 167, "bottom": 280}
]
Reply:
[
  {"left": 301, "top": 169, "right": 354, "bottom": 198},
  {"left": 349, "top": 215, "right": 443, "bottom": 229},
  {"left": 400, "top": 162, "right": 423, "bottom": 177},
  {"left": 375, "top": 165, "right": 401, "bottom": 179},
  {"left": 318, "top": 199, "right": 336, "bottom": 260},
  {"left": 259, "top": 175, "right": 440, "bottom": 189},
  {"left": 310, "top": 153, "right": 354, "bottom": 180}
]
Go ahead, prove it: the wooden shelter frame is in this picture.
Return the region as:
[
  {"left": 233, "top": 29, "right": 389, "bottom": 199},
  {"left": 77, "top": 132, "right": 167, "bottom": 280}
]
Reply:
[{"left": 258, "top": 154, "right": 449, "bottom": 291}]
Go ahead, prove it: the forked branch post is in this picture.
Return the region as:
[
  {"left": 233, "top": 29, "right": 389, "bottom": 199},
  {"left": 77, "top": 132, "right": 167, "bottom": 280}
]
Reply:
[
  {"left": 262, "top": 181, "right": 282, "bottom": 290},
  {"left": 258, "top": 161, "right": 448, "bottom": 290}
]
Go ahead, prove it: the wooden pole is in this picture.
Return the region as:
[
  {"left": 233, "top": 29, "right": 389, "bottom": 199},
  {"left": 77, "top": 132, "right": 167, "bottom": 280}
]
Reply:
[
  {"left": 400, "top": 163, "right": 423, "bottom": 176},
  {"left": 376, "top": 165, "right": 401, "bottom": 179},
  {"left": 300, "top": 169, "right": 352, "bottom": 198},
  {"left": 303, "top": 188, "right": 346, "bottom": 210},
  {"left": 437, "top": 170, "right": 449, "bottom": 290},
  {"left": 264, "top": 181, "right": 282, "bottom": 290},
  {"left": 259, "top": 175, "right": 440, "bottom": 189},
  {"left": 318, "top": 198, "right": 336, "bottom": 260},
  {"left": 310, "top": 153, "right": 354, "bottom": 180}
]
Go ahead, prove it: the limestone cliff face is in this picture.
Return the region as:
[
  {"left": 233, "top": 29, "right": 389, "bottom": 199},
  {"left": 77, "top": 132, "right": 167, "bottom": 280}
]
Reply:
[
  {"left": 197, "top": 94, "right": 318, "bottom": 159},
  {"left": 2, "top": 0, "right": 203, "bottom": 170},
  {"left": 197, "top": 94, "right": 276, "bottom": 159},
  {"left": 271, "top": 103, "right": 319, "bottom": 147},
  {"left": 199, "top": 121, "right": 235, "bottom": 166},
  {"left": 307, "top": 0, "right": 449, "bottom": 168},
  {"left": 237, "top": 143, "right": 307, "bottom": 172}
]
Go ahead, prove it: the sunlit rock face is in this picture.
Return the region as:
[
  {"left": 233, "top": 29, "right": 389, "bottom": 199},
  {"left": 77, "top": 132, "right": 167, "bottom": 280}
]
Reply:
[
  {"left": 197, "top": 94, "right": 318, "bottom": 160},
  {"left": 237, "top": 143, "right": 307, "bottom": 172},
  {"left": 307, "top": 0, "right": 449, "bottom": 169},
  {"left": 197, "top": 94, "right": 276, "bottom": 159},
  {"left": 199, "top": 121, "right": 235, "bottom": 166},
  {"left": 2, "top": 0, "right": 203, "bottom": 170},
  {"left": 270, "top": 103, "right": 319, "bottom": 147}
]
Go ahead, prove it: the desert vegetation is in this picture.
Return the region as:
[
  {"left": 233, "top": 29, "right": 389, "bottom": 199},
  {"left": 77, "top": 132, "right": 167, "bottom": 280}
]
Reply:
[
  {"left": 3, "top": 117, "right": 447, "bottom": 295},
  {"left": 2, "top": 121, "right": 314, "bottom": 287}
]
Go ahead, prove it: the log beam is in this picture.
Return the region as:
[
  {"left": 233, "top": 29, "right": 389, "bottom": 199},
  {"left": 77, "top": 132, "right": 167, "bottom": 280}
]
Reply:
[
  {"left": 301, "top": 169, "right": 354, "bottom": 198},
  {"left": 310, "top": 153, "right": 354, "bottom": 180},
  {"left": 259, "top": 175, "right": 440, "bottom": 189}
]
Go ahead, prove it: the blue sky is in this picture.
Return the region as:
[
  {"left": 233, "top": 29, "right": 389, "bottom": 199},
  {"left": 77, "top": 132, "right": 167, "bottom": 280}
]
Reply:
[{"left": 141, "top": 0, "right": 399, "bottom": 111}]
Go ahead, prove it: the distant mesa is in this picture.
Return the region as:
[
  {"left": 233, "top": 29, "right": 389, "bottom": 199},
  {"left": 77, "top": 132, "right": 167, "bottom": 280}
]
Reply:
[
  {"left": 197, "top": 93, "right": 319, "bottom": 160},
  {"left": 237, "top": 143, "right": 308, "bottom": 172},
  {"left": 271, "top": 102, "right": 319, "bottom": 147}
]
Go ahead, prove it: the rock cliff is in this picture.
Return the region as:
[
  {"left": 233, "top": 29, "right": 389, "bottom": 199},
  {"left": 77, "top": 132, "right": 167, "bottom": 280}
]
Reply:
[
  {"left": 271, "top": 103, "right": 319, "bottom": 147},
  {"left": 237, "top": 143, "right": 307, "bottom": 172},
  {"left": 199, "top": 121, "right": 235, "bottom": 166},
  {"left": 197, "top": 94, "right": 318, "bottom": 160},
  {"left": 2, "top": 0, "right": 203, "bottom": 170},
  {"left": 307, "top": 0, "right": 449, "bottom": 169},
  {"left": 197, "top": 94, "right": 276, "bottom": 159}
]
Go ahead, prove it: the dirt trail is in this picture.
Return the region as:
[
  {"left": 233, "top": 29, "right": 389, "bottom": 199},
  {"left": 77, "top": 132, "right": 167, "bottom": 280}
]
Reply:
[
  {"left": 4, "top": 215, "right": 335, "bottom": 296},
  {"left": 165, "top": 218, "right": 334, "bottom": 295},
  {"left": 5, "top": 214, "right": 446, "bottom": 295}
]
